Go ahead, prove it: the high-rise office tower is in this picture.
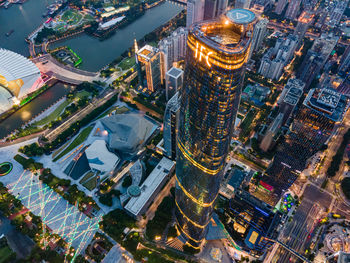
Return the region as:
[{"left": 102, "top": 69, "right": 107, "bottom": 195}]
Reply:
[
  {"left": 278, "top": 78, "right": 305, "bottom": 125},
  {"left": 285, "top": 0, "right": 301, "bottom": 20},
  {"left": 274, "top": 0, "right": 288, "bottom": 15},
  {"left": 164, "top": 92, "right": 180, "bottom": 160},
  {"left": 176, "top": 8, "right": 256, "bottom": 248},
  {"left": 216, "top": 0, "right": 228, "bottom": 16},
  {"left": 186, "top": 0, "right": 205, "bottom": 28},
  {"left": 165, "top": 67, "right": 184, "bottom": 101},
  {"left": 250, "top": 18, "right": 268, "bottom": 53},
  {"left": 263, "top": 87, "right": 347, "bottom": 204},
  {"left": 136, "top": 45, "right": 162, "bottom": 92},
  {"left": 235, "top": 0, "right": 251, "bottom": 9},
  {"left": 134, "top": 39, "right": 144, "bottom": 89},
  {"left": 204, "top": 0, "right": 217, "bottom": 20},
  {"left": 159, "top": 27, "right": 188, "bottom": 73}
]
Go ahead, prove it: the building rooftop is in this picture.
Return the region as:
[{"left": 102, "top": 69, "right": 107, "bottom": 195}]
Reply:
[
  {"left": 167, "top": 67, "right": 183, "bottom": 78},
  {"left": 85, "top": 140, "right": 120, "bottom": 173},
  {"left": 226, "top": 9, "right": 256, "bottom": 25},
  {"left": 304, "top": 88, "right": 348, "bottom": 122},
  {"left": 124, "top": 157, "right": 175, "bottom": 217},
  {"left": 189, "top": 8, "right": 256, "bottom": 58},
  {"left": 137, "top": 45, "right": 159, "bottom": 61},
  {"left": 100, "top": 113, "right": 155, "bottom": 154}
]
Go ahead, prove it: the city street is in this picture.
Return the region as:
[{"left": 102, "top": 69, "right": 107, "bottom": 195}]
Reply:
[{"left": 271, "top": 184, "right": 333, "bottom": 262}]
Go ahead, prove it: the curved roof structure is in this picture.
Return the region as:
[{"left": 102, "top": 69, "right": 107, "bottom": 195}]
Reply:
[
  {"left": 85, "top": 140, "right": 120, "bottom": 173},
  {"left": 0, "top": 48, "right": 41, "bottom": 98},
  {"left": 101, "top": 113, "right": 155, "bottom": 154},
  {"left": 0, "top": 87, "right": 14, "bottom": 113}
]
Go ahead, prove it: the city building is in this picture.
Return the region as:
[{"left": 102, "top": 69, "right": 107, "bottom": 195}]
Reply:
[
  {"left": 297, "top": 33, "right": 339, "bottom": 89},
  {"left": 258, "top": 34, "right": 298, "bottom": 80},
  {"left": 285, "top": 0, "right": 301, "bottom": 20},
  {"left": 186, "top": 0, "right": 205, "bottom": 28},
  {"left": 274, "top": 0, "right": 288, "bottom": 15},
  {"left": 165, "top": 67, "right": 184, "bottom": 101},
  {"left": 264, "top": 88, "right": 348, "bottom": 204},
  {"left": 250, "top": 18, "right": 268, "bottom": 54},
  {"left": 224, "top": 190, "right": 282, "bottom": 256},
  {"left": 278, "top": 78, "right": 305, "bottom": 125},
  {"left": 339, "top": 45, "right": 350, "bottom": 74},
  {"left": 163, "top": 92, "right": 180, "bottom": 160},
  {"left": 234, "top": 0, "right": 251, "bottom": 9},
  {"left": 85, "top": 140, "right": 120, "bottom": 175},
  {"left": 242, "top": 83, "right": 270, "bottom": 106},
  {"left": 136, "top": 45, "right": 162, "bottom": 92},
  {"left": 124, "top": 157, "right": 175, "bottom": 218},
  {"left": 215, "top": 0, "right": 228, "bottom": 17},
  {"left": 260, "top": 112, "right": 283, "bottom": 152},
  {"left": 100, "top": 113, "right": 156, "bottom": 155},
  {"left": 0, "top": 48, "right": 42, "bottom": 114},
  {"left": 251, "top": 0, "right": 271, "bottom": 13},
  {"left": 294, "top": 11, "right": 314, "bottom": 42},
  {"left": 219, "top": 167, "right": 247, "bottom": 199},
  {"left": 158, "top": 27, "right": 187, "bottom": 73},
  {"left": 175, "top": 8, "right": 256, "bottom": 248},
  {"left": 326, "top": 0, "right": 348, "bottom": 28},
  {"left": 204, "top": 0, "right": 217, "bottom": 20}
]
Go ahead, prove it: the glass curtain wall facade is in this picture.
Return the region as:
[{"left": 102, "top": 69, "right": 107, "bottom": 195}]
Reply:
[{"left": 175, "top": 9, "right": 256, "bottom": 248}]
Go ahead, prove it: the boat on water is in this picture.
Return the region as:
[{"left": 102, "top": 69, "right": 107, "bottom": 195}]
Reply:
[{"left": 6, "top": 29, "right": 14, "bottom": 37}]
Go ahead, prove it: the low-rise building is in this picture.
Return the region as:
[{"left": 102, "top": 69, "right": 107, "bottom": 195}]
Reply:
[{"left": 124, "top": 157, "right": 175, "bottom": 218}]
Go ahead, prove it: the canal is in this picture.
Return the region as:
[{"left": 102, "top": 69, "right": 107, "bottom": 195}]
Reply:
[
  {"left": 0, "top": 83, "right": 72, "bottom": 139},
  {"left": 0, "top": 0, "right": 183, "bottom": 138}
]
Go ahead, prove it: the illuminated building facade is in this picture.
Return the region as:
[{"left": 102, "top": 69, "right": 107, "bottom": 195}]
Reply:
[
  {"left": 136, "top": 45, "right": 162, "bottom": 92},
  {"left": 175, "top": 8, "right": 256, "bottom": 247},
  {"left": 164, "top": 92, "right": 180, "bottom": 160},
  {"left": 263, "top": 88, "right": 348, "bottom": 204},
  {"left": 224, "top": 190, "right": 282, "bottom": 256}
]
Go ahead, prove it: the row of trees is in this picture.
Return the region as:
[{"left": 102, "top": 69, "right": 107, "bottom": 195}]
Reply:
[{"left": 326, "top": 129, "right": 350, "bottom": 178}]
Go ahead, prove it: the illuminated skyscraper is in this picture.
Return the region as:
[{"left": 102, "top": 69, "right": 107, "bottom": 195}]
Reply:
[
  {"left": 175, "top": 8, "right": 256, "bottom": 248},
  {"left": 136, "top": 45, "right": 162, "bottom": 92}
]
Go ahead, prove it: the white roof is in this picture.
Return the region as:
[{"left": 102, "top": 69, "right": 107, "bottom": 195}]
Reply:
[
  {"left": 0, "top": 48, "right": 40, "bottom": 82},
  {"left": 100, "top": 16, "right": 125, "bottom": 29},
  {"left": 85, "top": 140, "right": 120, "bottom": 173},
  {"left": 125, "top": 157, "right": 174, "bottom": 216}
]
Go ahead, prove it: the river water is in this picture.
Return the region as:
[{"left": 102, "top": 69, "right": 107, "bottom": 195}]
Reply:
[{"left": 0, "top": 1, "right": 183, "bottom": 138}]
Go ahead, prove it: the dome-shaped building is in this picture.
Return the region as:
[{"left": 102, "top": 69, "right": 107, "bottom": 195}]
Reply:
[{"left": 0, "top": 48, "right": 42, "bottom": 114}]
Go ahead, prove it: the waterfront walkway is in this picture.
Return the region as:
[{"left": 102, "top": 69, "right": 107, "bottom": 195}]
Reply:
[{"left": 32, "top": 54, "right": 99, "bottom": 85}]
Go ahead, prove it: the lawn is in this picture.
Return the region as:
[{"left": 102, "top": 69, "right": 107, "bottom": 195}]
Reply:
[
  {"left": 53, "top": 126, "right": 93, "bottom": 162},
  {"left": 61, "top": 9, "right": 83, "bottom": 25},
  {"left": 75, "top": 90, "right": 91, "bottom": 100},
  {"left": 82, "top": 176, "right": 97, "bottom": 191},
  {"left": 52, "top": 140, "right": 70, "bottom": 159},
  {"left": 33, "top": 99, "right": 70, "bottom": 127},
  {"left": 119, "top": 57, "right": 136, "bottom": 70},
  {"left": 0, "top": 245, "right": 14, "bottom": 263},
  {"left": 84, "top": 14, "right": 95, "bottom": 21},
  {"left": 96, "top": 106, "right": 130, "bottom": 120},
  {"left": 79, "top": 171, "right": 95, "bottom": 185}
]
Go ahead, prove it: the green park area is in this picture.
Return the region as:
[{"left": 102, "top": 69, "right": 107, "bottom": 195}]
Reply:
[
  {"left": 53, "top": 125, "right": 93, "bottom": 162},
  {"left": 0, "top": 245, "right": 14, "bottom": 263},
  {"left": 61, "top": 9, "right": 83, "bottom": 25},
  {"left": 97, "top": 105, "right": 130, "bottom": 120},
  {"left": 79, "top": 171, "right": 98, "bottom": 191},
  {"left": 33, "top": 90, "right": 90, "bottom": 127},
  {"left": 33, "top": 100, "right": 70, "bottom": 127},
  {"left": 118, "top": 57, "right": 136, "bottom": 70}
]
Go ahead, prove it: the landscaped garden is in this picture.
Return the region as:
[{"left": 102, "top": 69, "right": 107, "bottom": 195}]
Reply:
[
  {"left": 0, "top": 162, "right": 12, "bottom": 176},
  {"left": 53, "top": 125, "right": 93, "bottom": 161}
]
